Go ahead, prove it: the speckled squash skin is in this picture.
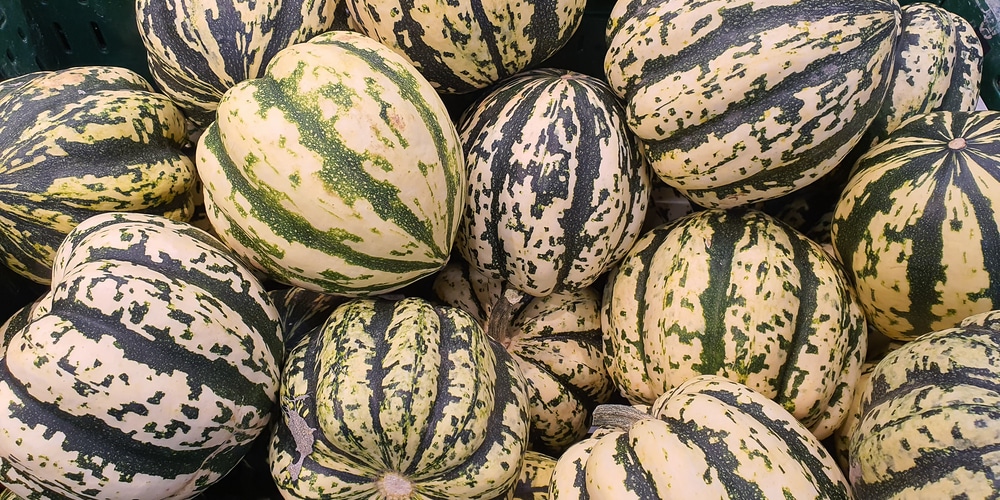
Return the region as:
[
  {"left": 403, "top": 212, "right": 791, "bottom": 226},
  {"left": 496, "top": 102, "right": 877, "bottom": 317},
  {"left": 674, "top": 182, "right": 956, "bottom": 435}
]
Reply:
[
  {"left": 268, "top": 295, "right": 531, "bottom": 499},
  {"left": 549, "top": 376, "right": 853, "bottom": 499},
  {"left": 0, "top": 66, "right": 197, "bottom": 284},
  {"left": 603, "top": 208, "right": 867, "bottom": 439},
  {"left": 0, "top": 212, "right": 283, "bottom": 499},
  {"left": 196, "top": 30, "right": 465, "bottom": 297},
  {"left": 344, "top": 0, "right": 586, "bottom": 94}
]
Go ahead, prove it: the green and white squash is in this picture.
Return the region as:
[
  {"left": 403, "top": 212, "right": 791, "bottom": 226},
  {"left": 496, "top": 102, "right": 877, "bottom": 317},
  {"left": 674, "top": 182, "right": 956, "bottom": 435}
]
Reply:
[
  {"left": 603, "top": 208, "right": 867, "bottom": 439},
  {"left": 848, "top": 311, "right": 1000, "bottom": 498},
  {"left": 604, "top": 0, "right": 900, "bottom": 208},
  {"left": 549, "top": 375, "right": 853, "bottom": 499},
  {"left": 456, "top": 68, "right": 649, "bottom": 296},
  {"left": 863, "top": 2, "right": 983, "bottom": 147},
  {"left": 197, "top": 30, "right": 466, "bottom": 297},
  {"left": 433, "top": 258, "right": 614, "bottom": 455},
  {"left": 0, "top": 66, "right": 197, "bottom": 284},
  {"left": 268, "top": 295, "right": 530, "bottom": 499},
  {"left": 514, "top": 451, "right": 557, "bottom": 500},
  {"left": 345, "top": 0, "right": 586, "bottom": 94},
  {"left": 829, "top": 329, "right": 906, "bottom": 472},
  {"left": 832, "top": 110, "right": 1000, "bottom": 341},
  {"left": 136, "top": 0, "right": 343, "bottom": 128},
  {"left": 268, "top": 286, "right": 345, "bottom": 349},
  {"left": 0, "top": 212, "right": 283, "bottom": 499}
]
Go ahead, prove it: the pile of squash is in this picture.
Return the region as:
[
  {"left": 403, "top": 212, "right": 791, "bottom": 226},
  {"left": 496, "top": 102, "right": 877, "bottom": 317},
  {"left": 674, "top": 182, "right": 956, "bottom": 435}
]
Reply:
[{"left": 0, "top": 0, "right": 998, "bottom": 498}]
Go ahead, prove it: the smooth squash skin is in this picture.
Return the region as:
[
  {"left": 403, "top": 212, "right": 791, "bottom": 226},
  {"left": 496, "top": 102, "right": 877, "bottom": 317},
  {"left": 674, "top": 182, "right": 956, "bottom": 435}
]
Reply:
[
  {"left": 196, "top": 30, "right": 466, "bottom": 297},
  {"left": 345, "top": 0, "right": 586, "bottom": 94},
  {"left": 0, "top": 66, "right": 197, "bottom": 284},
  {"left": 0, "top": 212, "right": 283, "bottom": 500},
  {"left": 849, "top": 311, "right": 1000, "bottom": 499},
  {"left": 549, "top": 375, "right": 853, "bottom": 499},
  {"left": 605, "top": 0, "right": 901, "bottom": 208},
  {"left": 603, "top": 208, "right": 867, "bottom": 440},
  {"left": 268, "top": 296, "right": 531, "bottom": 499}
]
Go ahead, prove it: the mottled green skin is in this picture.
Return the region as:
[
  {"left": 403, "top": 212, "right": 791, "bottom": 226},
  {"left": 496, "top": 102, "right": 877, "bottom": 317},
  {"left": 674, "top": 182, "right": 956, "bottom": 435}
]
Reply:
[
  {"left": 849, "top": 317, "right": 1000, "bottom": 498},
  {"left": 549, "top": 376, "right": 853, "bottom": 499},
  {"left": 197, "top": 30, "right": 465, "bottom": 297},
  {"left": 604, "top": 208, "right": 867, "bottom": 439},
  {"left": 268, "top": 296, "right": 530, "bottom": 499},
  {"left": 0, "top": 66, "right": 197, "bottom": 284},
  {"left": 0, "top": 213, "right": 282, "bottom": 500},
  {"left": 832, "top": 110, "right": 1000, "bottom": 341}
]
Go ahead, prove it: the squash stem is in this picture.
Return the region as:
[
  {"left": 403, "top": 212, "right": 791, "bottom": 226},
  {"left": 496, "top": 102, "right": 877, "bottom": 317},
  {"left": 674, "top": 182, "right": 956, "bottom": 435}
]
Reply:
[
  {"left": 487, "top": 286, "right": 524, "bottom": 349},
  {"left": 590, "top": 404, "right": 653, "bottom": 431}
]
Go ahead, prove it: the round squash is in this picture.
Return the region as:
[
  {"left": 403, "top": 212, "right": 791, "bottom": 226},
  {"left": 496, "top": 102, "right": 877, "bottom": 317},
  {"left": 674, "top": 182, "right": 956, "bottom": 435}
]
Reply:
[
  {"left": 604, "top": 0, "right": 900, "bottom": 208},
  {"left": 0, "top": 66, "right": 197, "bottom": 284},
  {"left": 603, "top": 208, "right": 867, "bottom": 439},
  {"left": 345, "top": 0, "right": 586, "bottom": 94},
  {"left": 0, "top": 212, "right": 283, "bottom": 499},
  {"left": 268, "top": 295, "right": 531, "bottom": 499},
  {"left": 549, "top": 375, "right": 852, "bottom": 499},
  {"left": 832, "top": 110, "right": 1000, "bottom": 341},
  {"left": 848, "top": 310, "right": 1000, "bottom": 498},
  {"left": 456, "top": 67, "right": 649, "bottom": 296},
  {"left": 433, "top": 258, "right": 613, "bottom": 455},
  {"left": 196, "top": 30, "right": 466, "bottom": 297}
]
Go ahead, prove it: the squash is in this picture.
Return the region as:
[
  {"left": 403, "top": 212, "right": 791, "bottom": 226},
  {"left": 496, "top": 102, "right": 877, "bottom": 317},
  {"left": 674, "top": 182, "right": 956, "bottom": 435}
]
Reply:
[
  {"left": 0, "top": 212, "right": 283, "bottom": 499},
  {"left": 433, "top": 258, "right": 613, "bottom": 455},
  {"left": 268, "top": 295, "right": 530, "bottom": 499},
  {"left": 514, "top": 451, "right": 557, "bottom": 500},
  {"left": 456, "top": 67, "right": 649, "bottom": 296},
  {"left": 863, "top": 2, "right": 983, "bottom": 147},
  {"left": 136, "top": 0, "right": 343, "bottom": 128},
  {"left": 0, "top": 66, "right": 196, "bottom": 284},
  {"left": 549, "top": 375, "right": 853, "bottom": 499},
  {"left": 604, "top": 0, "right": 900, "bottom": 208},
  {"left": 848, "top": 310, "right": 1000, "bottom": 498},
  {"left": 832, "top": 110, "right": 1000, "bottom": 341},
  {"left": 603, "top": 208, "right": 867, "bottom": 439},
  {"left": 196, "top": 30, "right": 465, "bottom": 297},
  {"left": 268, "top": 286, "right": 345, "bottom": 349},
  {"left": 345, "top": 0, "right": 586, "bottom": 94}
]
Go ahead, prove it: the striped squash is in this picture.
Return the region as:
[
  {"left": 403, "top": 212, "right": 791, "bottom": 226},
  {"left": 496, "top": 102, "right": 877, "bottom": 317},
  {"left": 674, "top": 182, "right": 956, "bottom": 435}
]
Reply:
[
  {"left": 863, "top": 2, "right": 983, "bottom": 147},
  {"left": 829, "top": 329, "right": 906, "bottom": 473},
  {"left": 514, "top": 451, "right": 557, "bottom": 500},
  {"left": 345, "top": 1, "right": 586, "bottom": 94},
  {"left": 0, "top": 66, "right": 197, "bottom": 284},
  {"left": 831, "top": 110, "right": 1000, "bottom": 341},
  {"left": 848, "top": 311, "right": 1000, "bottom": 498},
  {"left": 604, "top": 0, "right": 900, "bottom": 208},
  {"left": 456, "top": 68, "right": 650, "bottom": 296},
  {"left": 268, "top": 286, "right": 345, "bottom": 349},
  {"left": 197, "top": 30, "right": 466, "bottom": 297},
  {"left": 603, "top": 208, "right": 867, "bottom": 439},
  {"left": 549, "top": 375, "right": 853, "bottom": 499},
  {"left": 136, "top": 0, "right": 342, "bottom": 128},
  {"left": 0, "top": 212, "right": 283, "bottom": 499},
  {"left": 268, "top": 295, "right": 530, "bottom": 499},
  {"left": 432, "top": 259, "right": 613, "bottom": 455}
]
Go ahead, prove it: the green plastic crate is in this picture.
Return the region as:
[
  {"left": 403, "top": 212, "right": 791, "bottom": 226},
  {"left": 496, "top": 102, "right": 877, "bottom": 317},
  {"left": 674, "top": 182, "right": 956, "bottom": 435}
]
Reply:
[{"left": 0, "top": 0, "right": 150, "bottom": 82}]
